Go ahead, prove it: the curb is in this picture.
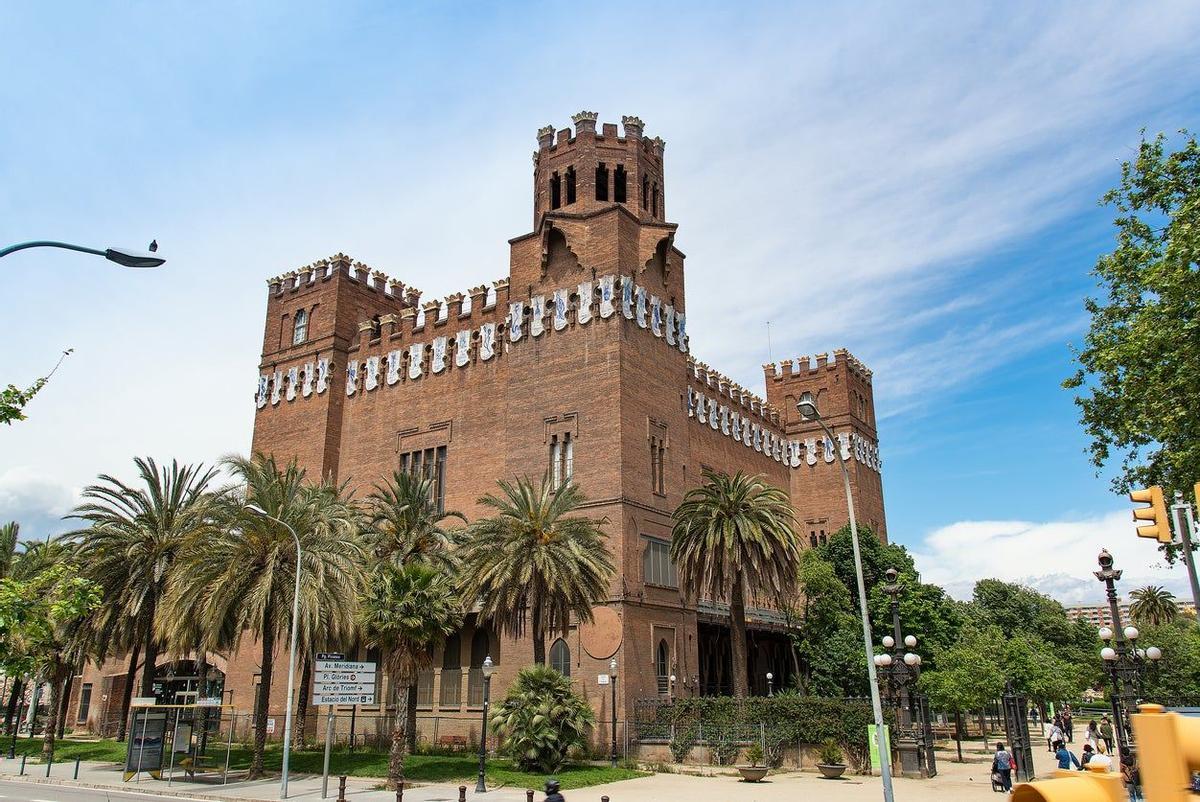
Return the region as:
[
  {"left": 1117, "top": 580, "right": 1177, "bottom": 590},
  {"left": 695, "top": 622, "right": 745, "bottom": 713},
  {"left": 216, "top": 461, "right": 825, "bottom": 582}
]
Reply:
[{"left": 0, "top": 771, "right": 382, "bottom": 801}]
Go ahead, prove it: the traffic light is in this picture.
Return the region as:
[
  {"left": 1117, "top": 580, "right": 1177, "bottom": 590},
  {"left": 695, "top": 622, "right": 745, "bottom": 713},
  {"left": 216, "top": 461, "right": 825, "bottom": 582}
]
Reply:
[
  {"left": 1131, "top": 703, "right": 1200, "bottom": 802},
  {"left": 1130, "top": 485, "right": 1172, "bottom": 543},
  {"left": 1011, "top": 765, "right": 1125, "bottom": 802}
]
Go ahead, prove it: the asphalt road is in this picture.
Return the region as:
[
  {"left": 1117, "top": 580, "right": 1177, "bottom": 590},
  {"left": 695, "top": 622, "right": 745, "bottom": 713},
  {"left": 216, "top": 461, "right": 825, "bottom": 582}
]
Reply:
[{"left": 0, "top": 778, "right": 213, "bottom": 801}]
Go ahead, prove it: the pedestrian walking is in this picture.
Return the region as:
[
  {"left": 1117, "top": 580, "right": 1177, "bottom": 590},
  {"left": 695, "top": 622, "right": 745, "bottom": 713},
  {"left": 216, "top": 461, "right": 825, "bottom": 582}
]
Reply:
[
  {"left": 1081, "top": 744, "right": 1095, "bottom": 766},
  {"left": 545, "top": 778, "right": 565, "bottom": 802},
  {"left": 1047, "top": 720, "right": 1064, "bottom": 753},
  {"left": 1120, "top": 747, "right": 1141, "bottom": 801},
  {"left": 1063, "top": 707, "right": 1074, "bottom": 743},
  {"left": 1054, "top": 740, "right": 1081, "bottom": 770},
  {"left": 1086, "top": 719, "right": 1100, "bottom": 750},
  {"left": 1099, "top": 716, "right": 1114, "bottom": 753},
  {"left": 992, "top": 742, "right": 1015, "bottom": 792},
  {"left": 1089, "top": 742, "right": 1114, "bottom": 772}
]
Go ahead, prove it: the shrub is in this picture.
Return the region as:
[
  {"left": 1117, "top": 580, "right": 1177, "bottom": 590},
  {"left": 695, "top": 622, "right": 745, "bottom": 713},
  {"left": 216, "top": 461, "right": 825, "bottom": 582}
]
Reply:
[
  {"left": 489, "top": 665, "right": 594, "bottom": 773},
  {"left": 745, "top": 742, "right": 764, "bottom": 766},
  {"left": 710, "top": 729, "right": 740, "bottom": 766},
  {"left": 668, "top": 724, "right": 697, "bottom": 763},
  {"left": 818, "top": 738, "right": 843, "bottom": 765}
]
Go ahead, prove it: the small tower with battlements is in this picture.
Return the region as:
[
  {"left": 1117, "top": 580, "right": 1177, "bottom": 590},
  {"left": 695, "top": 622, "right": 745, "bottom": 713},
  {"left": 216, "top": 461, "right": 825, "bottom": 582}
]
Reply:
[{"left": 763, "top": 349, "right": 887, "bottom": 543}]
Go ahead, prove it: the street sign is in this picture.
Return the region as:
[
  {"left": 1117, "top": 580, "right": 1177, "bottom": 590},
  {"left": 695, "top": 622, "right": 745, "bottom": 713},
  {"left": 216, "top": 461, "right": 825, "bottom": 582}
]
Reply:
[
  {"left": 314, "top": 659, "right": 375, "bottom": 673},
  {"left": 315, "top": 671, "right": 376, "bottom": 684},
  {"left": 131, "top": 696, "right": 157, "bottom": 707},
  {"left": 266, "top": 717, "right": 276, "bottom": 734},
  {"left": 597, "top": 674, "right": 610, "bottom": 685},
  {"left": 312, "top": 692, "right": 376, "bottom": 705},
  {"left": 314, "top": 682, "right": 375, "bottom": 695},
  {"left": 316, "top": 652, "right": 345, "bottom": 661}
]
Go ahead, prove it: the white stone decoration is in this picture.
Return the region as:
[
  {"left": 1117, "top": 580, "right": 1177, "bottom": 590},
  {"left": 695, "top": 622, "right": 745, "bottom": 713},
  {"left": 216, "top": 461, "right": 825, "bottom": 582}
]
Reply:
[
  {"left": 696, "top": 393, "right": 708, "bottom": 424},
  {"left": 599, "top": 275, "right": 616, "bottom": 318},
  {"left": 823, "top": 435, "right": 835, "bottom": 463},
  {"left": 271, "top": 370, "right": 282, "bottom": 405},
  {"left": 345, "top": 361, "right": 358, "bottom": 396},
  {"left": 316, "top": 358, "right": 330, "bottom": 394},
  {"left": 838, "top": 432, "right": 851, "bottom": 461},
  {"left": 531, "top": 294, "right": 546, "bottom": 337},
  {"left": 415, "top": 306, "right": 426, "bottom": 328},
  {"left": 386, "top": 350, "right": 402, "bottom": 385},
  {"left": 731, "top": 409, "right": 742, "bottom": 442},
  {"left": 805, "top": 437, "right": 817, "bottom": 465},
  {"left": 301, "top": 362, "right": 314, "bottom": 398},
  {"left": 676, "top": 313, "right": 687, "bottom": 352},
  {"left": 256, "top": 375, "right": 269, "bottom": 409},
  {"left": 455, "top": 330, "right": 470, "bottom": 367},
  {"left": 650, "top": 295, "right": 662, "bottom": 336},
  {"left": 775, "top": 438, "right": 784, "bottom": 462},
  {"left": 763, "top": 430, "right": 772, "bottom": 455},
  {"left": 621, "top": 276, "right": 634, "bottom": 319},
  {"left": 720, "top": 404, "right": 730, "bottom": 435},
  {"left": 480, "top": 322, "right": 496, "bottom": 360},
  {"left": 789, "top": 441, "right": 802, "bottom": 468},
  {"left": 553, "top": 288, "right": 569, "bottom": 331},
  {"left": 635, "top": 286, "right": 648, "bottom": 328},
  {"left": 709, "top": 398, "right": 719, "bottom": 430},
  {"left": 432, "top": 336, "right": 448, "bottom": 373},
  {"left": 286, "top": 367, "right": 298, "bottom": 401},
  {"left": 408, "top": 344, "right": 423, "bottom": 380},
  {"left": 665, "top": 305, "right": 676, "bottom": 345},
  {"left": 509, "top": 301, "right": 524, "bottom": 342},
  {"left": 577, "top": 281, "right": 593, "bottom": 324},
  {"left": 687, "top": 387, "right": 696, "bottom": 417},
  {"left": 364, "top": 356, "right": 380, "bottom": 391},
  {"left": 752, "top": 423, "right": 762, "bottom": 451},
  {"left": 743, "top": 418, "right": 753, "bottom": 447}
]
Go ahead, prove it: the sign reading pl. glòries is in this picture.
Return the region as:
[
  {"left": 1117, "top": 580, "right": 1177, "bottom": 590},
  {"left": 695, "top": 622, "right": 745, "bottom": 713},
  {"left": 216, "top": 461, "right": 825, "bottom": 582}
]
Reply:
[{"left": 315, "top": 671, "right": 376, "bottom": 684}]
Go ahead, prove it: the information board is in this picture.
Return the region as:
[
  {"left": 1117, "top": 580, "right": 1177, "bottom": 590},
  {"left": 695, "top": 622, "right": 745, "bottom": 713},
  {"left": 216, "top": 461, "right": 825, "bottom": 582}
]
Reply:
[{"left": 123, "top": 710, "right": 167, "bottom": 781}]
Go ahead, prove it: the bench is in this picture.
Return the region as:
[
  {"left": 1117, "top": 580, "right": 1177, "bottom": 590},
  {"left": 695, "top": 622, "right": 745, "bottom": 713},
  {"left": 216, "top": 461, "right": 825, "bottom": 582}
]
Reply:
[{"left": 437, "top": 735, "right": 468, "bottom": 751}]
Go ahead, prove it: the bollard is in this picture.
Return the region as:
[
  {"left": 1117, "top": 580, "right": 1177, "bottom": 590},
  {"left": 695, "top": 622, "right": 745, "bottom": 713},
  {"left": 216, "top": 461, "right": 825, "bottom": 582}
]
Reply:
[
  {"left": 458, "top": 785, "right": 466, "bottom": 802},
  {"left": 45, "top": 755, "right": 51, "bottom": 777},
  {"left": 526, "top": 791, "right": 534, "bottom": 802},
  {"left": 337, "top": 775, "right": 347, "bottom": 802},
  {"left": 73, "top": 756, "right": 80, "bottom": 779},
  {"left": 602, "top": 797, "right": 610, "bottom": 802},
  {"left": 19, "top": 754, "right": 26, "bottom": 775},
  {"left": 396, "top": 786, "right": 403, "bottom": 802}
]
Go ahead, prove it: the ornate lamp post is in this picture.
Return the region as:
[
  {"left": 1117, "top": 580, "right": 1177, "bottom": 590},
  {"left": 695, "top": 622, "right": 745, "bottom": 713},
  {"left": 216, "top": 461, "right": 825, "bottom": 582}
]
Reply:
[
  {"left": 874, "top": 568, "right": 935, "bottom": 778},
  {"left": 609, "top": 658, "right": 618, "bottom": 767},
  {"left": 1095, "top": 549, "right": 1162, "bottom": 760},
  {"left": 475, "top": 656, "right": 495, "bottom": 793},
  {"left": 766, "top": 672, "right": 774, "bottom": 697}
]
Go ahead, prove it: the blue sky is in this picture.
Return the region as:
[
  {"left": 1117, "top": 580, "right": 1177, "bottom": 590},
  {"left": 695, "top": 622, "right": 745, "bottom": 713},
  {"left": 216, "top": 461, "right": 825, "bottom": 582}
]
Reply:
[{"left": 2, "top": 1, "right": 1199, "bottom": 604}]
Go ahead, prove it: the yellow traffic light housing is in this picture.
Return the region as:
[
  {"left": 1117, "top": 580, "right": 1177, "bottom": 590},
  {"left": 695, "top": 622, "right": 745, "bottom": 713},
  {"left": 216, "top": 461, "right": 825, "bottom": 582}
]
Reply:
[
  {"left": 1132, "top": 703, "right": 1200, "bottom": 802},
  {"left": 1130, "top": 485, "right": 1172, "bottom": 543},
  {"left": 1012, "top": 765, "right": 1125, "bottom": 802}
]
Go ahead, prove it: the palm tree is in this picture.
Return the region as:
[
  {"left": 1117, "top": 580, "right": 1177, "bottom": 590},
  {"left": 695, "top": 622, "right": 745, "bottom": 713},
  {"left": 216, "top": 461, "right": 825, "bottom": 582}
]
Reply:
[
  {"left": 671, "top": 470, "right": 801, "bottom": 697},
  {"left": 364, "top": 470, "right": 463, "bottom": 750},
  {"left": 1129, "top": 585, "right": 1178, "bottom": 626},
  {"left": 459, "top": 476, "right": 615, "bottom": 664},
  {"left": 68, "top": 457, "right": 219, "bottom": 740},
  {"left": 358, "top": 561, "right": 462, "bottom": 788},
  {"left": 366, "top": 471, "right": 464, "bottom": 570},
  {"left": 164, "top": 454, "right": 363, "bottom": 779},
  {"left": 0, "top": 522, "right": 19, "bottom": 579}
]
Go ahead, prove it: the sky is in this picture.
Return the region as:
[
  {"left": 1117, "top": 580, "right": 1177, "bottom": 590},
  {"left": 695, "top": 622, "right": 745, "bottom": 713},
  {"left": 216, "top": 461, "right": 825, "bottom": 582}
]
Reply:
[{"left": 2, "top": 1, "right": 1199, "bottom": 607}]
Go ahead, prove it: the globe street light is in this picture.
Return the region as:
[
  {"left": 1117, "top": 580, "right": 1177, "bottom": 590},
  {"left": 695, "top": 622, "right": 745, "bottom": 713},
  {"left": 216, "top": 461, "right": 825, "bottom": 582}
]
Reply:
[
  {"left": 766, "top": 672, "right": 774, "bottom": 697},
  {"left": 475, "top": 656, "right": 495, "bottom": 793},
  {"left": 0, "top": 240, "right": 165, "bottom": 268},
  {"left": 880, "top": 568, "right": 934, "bottom": 778},
  {"left": 797, "top": 393, "right": 895, "bottom": 802},
  {"left": 245, "top": 503, "right": 302, "bottom": 800},
  {"left": 609, "top": 658, "right": 618, "bottom": 768}
]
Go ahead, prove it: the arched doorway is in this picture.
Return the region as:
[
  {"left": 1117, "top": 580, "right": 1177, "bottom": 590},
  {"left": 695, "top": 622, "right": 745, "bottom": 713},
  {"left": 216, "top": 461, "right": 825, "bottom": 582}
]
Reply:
[{"left": 152, "top": 659, "right": 225, "bottom": 706}]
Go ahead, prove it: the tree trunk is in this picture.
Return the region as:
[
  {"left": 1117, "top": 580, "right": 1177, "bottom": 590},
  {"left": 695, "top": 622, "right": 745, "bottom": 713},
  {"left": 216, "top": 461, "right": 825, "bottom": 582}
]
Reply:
[
  {"left": 729, "top": 576, "right": 750, "bottom": 698},
  {"left": 250, "top": 606, "right": 276, "bottom": 780},
  {"left": 405, "top": 684, "right": 419, "bottom": 753},
  {"left": 56, "top": 672, "right": 70, "bottom": 738},
  {"left": 5, "top": 678, "right": 24, "bottom": 735},
  {"left": 293, "top": 654, "right": 311, "bottom": 748},
  {"left": 955, "top": 711, "right": 964, "bottom": 762},
  {"left": 139, "top": 597, "right": 160, "bottom": 698},
  {"left": 531, "top": 603, "right": 545, "bottom": 665},
  {"left": 41, "top": 666, "right": 68, "bottom": 759},
  {"left": 387, "top": 676, "right": 409, "bottom": 790},
  {"left": 196, "top": 650, "right": 209, "bottom": 755},
  {"left": 116, "top": 641, "right": 142, "bottom": 742}
]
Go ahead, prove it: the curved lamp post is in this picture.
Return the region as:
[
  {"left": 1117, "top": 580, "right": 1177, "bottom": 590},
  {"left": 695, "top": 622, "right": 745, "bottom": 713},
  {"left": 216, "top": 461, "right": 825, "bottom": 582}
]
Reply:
[
  {"left": 245, "top": 503, "right": 302, "bottom": 800},
  {"left": 797, "top": 392, "right": 895, "bottom": 802},
  {"left": 475, "top": 656, "right": 495, "bottom": 793},
  {"left": 0, "top": 240, "right": 165, "bottom": 268}
]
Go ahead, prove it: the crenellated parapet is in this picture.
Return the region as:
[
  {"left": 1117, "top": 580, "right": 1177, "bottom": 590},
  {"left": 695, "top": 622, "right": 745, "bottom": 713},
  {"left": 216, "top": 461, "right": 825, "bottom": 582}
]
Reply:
[
  {"left": 762, "top": 349, "right": 873, "bottom": 384},
  {"left": 265, "top": 253, "right": 420, "bottom": 305}
]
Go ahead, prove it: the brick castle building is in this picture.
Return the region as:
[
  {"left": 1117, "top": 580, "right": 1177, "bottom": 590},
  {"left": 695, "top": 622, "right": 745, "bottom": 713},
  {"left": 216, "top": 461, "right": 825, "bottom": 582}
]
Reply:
[{"left": 70, "top": 112, "right": 886, "bottom": 744}]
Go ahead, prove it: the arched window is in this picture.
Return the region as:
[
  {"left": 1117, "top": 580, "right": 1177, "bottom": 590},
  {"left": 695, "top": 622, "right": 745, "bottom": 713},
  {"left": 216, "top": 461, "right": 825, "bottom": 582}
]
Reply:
[
  {"left": 292, "top": 309, "right": 309, "bottom": 345},
  {"left": 614, "top": 165, "right": 627, "bottom": 203},
  {"left": 442, "top": 633, "right": 461, "bottom": 670},
  {"left": 550, "top": 172, "right": 562, "bottom": 209},
  {"left": 550, "top": 638, "right": 571, "bottom": 677},
  {"left": 470, "top": 628, "right": 491, "bottom": 667},
  {"left": 652, "top": 182, "right": 659, "bottom": 217},
  {"left": 656, "top": 639, "right": 670, "bottom": 695},
  {"left": 565, "top": 166, "right": 577, "bottom": 205},
  {"left": 642, "top": 174, "right": 649, "bottom": 209},
  {"left": 595, "top": 163, "right": 609, "bottom": 201}
]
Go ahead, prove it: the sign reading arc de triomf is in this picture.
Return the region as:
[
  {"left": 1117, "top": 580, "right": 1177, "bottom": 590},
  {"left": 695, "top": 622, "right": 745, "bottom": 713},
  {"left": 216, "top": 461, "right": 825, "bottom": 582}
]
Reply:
[{"left": 74, "top": 112, "right": 886, "bottom": 743}]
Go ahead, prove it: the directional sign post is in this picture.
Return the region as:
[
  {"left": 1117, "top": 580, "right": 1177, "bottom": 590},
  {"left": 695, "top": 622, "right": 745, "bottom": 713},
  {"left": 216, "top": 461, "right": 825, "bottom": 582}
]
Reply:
[{"left": 314, "top": 653, "right": 377, "bottom": 795}]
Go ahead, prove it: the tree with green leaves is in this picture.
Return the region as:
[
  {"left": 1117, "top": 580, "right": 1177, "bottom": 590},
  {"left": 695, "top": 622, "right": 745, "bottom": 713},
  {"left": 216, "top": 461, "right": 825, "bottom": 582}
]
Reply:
[
  {"left": 164, "top": 454, "right": 364, "bottom": 778},
  {"left": 1129, "top": 585, "right": 1178, "bottom": 626},
  {"left": 815, "top": 523, "right": 916, "bottom": 599},
  {"left": 919, "top": 627, "right": 1006, "bottom": 761},
  {"left": 867, "top": 572, "right": 965, "bottom": 668},
  {"left": 489, "top": 664, "right": 594, "bottom": 773},
  {"left": 1, "top": 350, "right": 71, "bottom": 426},
  {"left": 459, "top": 476, "right": 614, "bottom": 665},
  {"left": 1137, "top": 619, "right": 1200, "bottom": 705},
  {"left": 783, "top": 550, "right": 865, "bottom": 696},
  {"left": 68, "top": 457, "right": 219, "bottom": 741},
  {"left": 1064, "top": 131, "right": 1200, "bottom": 559},
  {"left": 358, "top": 561, "right": 462, "bottom": 788},
  {"left": 672, "top": 470, "right": 801, "bottom": 697}
]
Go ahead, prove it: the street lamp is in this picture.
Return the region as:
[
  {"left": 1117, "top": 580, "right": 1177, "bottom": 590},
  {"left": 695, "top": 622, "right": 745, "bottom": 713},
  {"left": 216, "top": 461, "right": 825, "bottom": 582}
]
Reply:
[
  {"left": 609, "top": 658, "right": 618, "bottom": 768},
  {"left": 0, "top": 240, "right": 165, "bottom": 268},
  {"left": 245, "top": 503, "right": 302, "bottom": 800},
  {"left": 766, "top": 672, "right": 774, "bottom": 697},
  {"left": 475, "top": 656, "right": 495, "bottom": 793},
  {"left": 797, "top": 393, "right": 895, "bottom": 802},
  {"left": 879, "top": 568, "right": 933, "bottom": 778}
]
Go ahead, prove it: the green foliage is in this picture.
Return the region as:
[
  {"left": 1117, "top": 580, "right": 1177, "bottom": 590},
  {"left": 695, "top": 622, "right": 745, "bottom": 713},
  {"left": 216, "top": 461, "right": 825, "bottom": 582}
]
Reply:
[
  {"left": 1, "top": 350, "right": 71, "bottom": 426},
  {"left": 0, "top": 562, "right": 101, "bottom": 676},
  {"left": 818, "top": 738, "right": 843, "bottom": 765},
  {"left": 1129, "top": 585, "right": 1178, "bottom": 626},
  {"left": 365, "top": 470, "right": 464, "bottom": 571},
  {"left": 668, "top": 724, "right": 697, "bottom": 763},
  {"left": 867, "top": 571, "right": 966, "bottom": 667},
  {"left": 1138, "top": 619, "right": 1200, "bottom": 705},
  {"left": 710, "top": 732, "right": 740, "bottom": 765},
  {"left": 1064, "top": 131, "right": 1200, "bottom": 561},
  {"left": 489, "top": 665, "right": 595, "bottom": 773},
  {"left": 815, "top": 523, "right": 915, "bottom": 598},
  {"left": 919, "top": 626, "right": 1006, "bottom": 714},
  {"left": 744, "top": 742, "right": 763, "bottom": 766},
  {"left": 460, "top": 476, "right": 614, "bottom": 663},
  {"left": 358, "top": 562, "right": 463, "bottom": 682}
]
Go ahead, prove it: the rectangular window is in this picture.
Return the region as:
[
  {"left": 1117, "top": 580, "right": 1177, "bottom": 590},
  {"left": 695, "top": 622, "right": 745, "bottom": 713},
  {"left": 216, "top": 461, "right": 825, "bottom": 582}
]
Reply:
[
  {"left": 642, "top": 537, "right": 677, "bottom": 587},
  {"left": 399, "top": 445, "right": 447, "bottom": 514},
  {"left": 549, "top": 433, "right": 574, "bottom": 488},
  {"left": 76, "top": 683, "right": 92, "bottom": 723},
  {"left": 650, "top": 434, "right": 667, "bottom": 495}
]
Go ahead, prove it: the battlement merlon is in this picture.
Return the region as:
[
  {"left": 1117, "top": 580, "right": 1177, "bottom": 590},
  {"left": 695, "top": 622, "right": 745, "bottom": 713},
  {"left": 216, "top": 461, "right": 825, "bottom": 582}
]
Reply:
[
  {"left": 266, "top": 253, "right": 422, "bottom": 305},
  {"left": 762, "top": 349, "right": 874, "bottom": 384}
]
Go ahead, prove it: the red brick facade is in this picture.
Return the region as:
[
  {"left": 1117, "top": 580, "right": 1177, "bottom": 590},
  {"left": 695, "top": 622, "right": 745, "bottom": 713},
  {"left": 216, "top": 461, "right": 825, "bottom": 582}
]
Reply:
[{"left": 71, "top": 113, "right": 885, "bottom": 743}]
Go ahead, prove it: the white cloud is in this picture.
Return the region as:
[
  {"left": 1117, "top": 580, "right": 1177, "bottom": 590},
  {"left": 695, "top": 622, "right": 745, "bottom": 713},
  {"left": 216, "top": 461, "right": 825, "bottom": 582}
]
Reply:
[
  {"left": 912, "top": 510, "right": 1195, "bottom": 605},
  {"left": 0, "top": 467, "right": 78, "bottom": 542}
]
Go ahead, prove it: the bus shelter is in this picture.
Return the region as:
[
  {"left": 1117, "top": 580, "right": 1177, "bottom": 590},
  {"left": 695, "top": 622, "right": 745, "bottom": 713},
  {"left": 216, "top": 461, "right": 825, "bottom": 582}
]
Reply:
[{"left": 125, "top": 700, "right": 237, "bottom": 785}]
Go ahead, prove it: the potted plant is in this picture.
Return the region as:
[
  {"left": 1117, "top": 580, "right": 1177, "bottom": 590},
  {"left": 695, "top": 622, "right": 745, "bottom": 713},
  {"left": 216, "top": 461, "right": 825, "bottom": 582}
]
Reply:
[
  {"left": 816, "top": 738, "right": 847, "bottom": 779},
  {"left": 737, "top": 743, "right": 769, "bottom": 782}
]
